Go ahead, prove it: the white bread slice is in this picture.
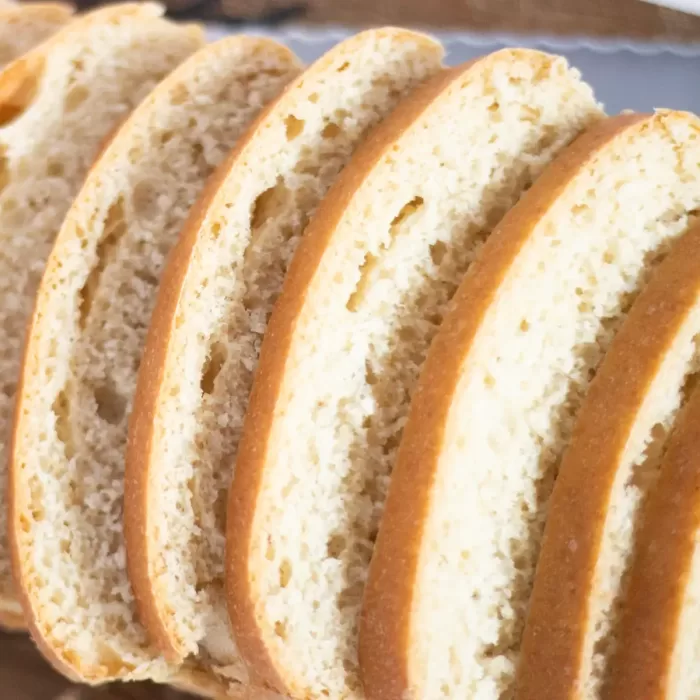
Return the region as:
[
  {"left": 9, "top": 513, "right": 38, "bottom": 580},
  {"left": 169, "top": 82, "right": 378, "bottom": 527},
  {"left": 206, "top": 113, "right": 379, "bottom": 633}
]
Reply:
[
  {"left": 606, "top": 315, "right": 700, "bottom": 700},
  {"left": 359, "top": 111, "right": 700, "bottom": 700},
  {"left": 8, "top": 33, "right": 299, "bottom": 685},
  {"left": 516, "top": 219, "right": 700, "bottom": 699},
  {"left": 123, "top": 26, "right": 444, "bottom": 684},
  {"left": 225, "top": 50, "right": 603, "bottom": 700},
  {"left": 0, "top": 1, "right": 203, "bottom": 634},
  {"left": 0, "top": 3, "right": 74, "bottom": 69}
]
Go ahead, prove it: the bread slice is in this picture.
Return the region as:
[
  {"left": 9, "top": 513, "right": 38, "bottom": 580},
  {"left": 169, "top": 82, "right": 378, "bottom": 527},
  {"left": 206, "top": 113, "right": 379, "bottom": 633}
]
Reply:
[
  {"left": 515, "top": 219, "right": 700, "bottom": 700},
  {"left": 0, "top": 1, "right": 203, "bottom": 634},
  {"left": 223, "top": 49, "right": 602, "bottom": 700},
  {"left": 123, "top": 27, "right": 444, "bottom": 686},
  {"left": 8, "top": 31, "right": 300, "bottom": 685},
  {"left": 0, "top": 3, "right": 74, "bottom": 69},
  {"left": 357, "top": 111, "right": 700, "bottom": 700},
  {"left": 606, "top": 310, "right": 700, "bottom": 700}
]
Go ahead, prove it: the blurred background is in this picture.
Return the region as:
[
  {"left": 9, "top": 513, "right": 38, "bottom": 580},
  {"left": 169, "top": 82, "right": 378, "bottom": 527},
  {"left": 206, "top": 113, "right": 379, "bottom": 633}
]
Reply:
[{"left": 3, "top": 0, "right": 700, "bottom": 698}]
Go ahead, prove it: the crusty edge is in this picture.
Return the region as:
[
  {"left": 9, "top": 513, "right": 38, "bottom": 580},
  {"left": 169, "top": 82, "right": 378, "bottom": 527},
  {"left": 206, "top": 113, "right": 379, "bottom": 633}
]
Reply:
[
  {"left": 515, "top": 218, "right": 700, "bottom": 698},
  {"left": 357, "top": 112, "right": 652, "bottom": 700},
  {"left": 123, "top": 27, "right": 443, "bottom": 682},
  {"left": 225, "top": 50, "right": 593, "bottom": 696},
  {"left": 122, "top": 35, "right": 302, "bottom": 664},
  {"left": 6, "top": 3, "right": 205, "bottom": 685},
  {"left": 605, "top": 349, "right": 700, "bottom": 698}
]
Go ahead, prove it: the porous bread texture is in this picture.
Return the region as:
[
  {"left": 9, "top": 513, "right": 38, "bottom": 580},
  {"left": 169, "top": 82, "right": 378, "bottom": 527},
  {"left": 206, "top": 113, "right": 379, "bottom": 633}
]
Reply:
[
  {"left": 0, "top": 1, "right": 203, "bottom": 641},
  {"left": 126, "top": 26, "right": 443, "bottom": 681},
  {"left": 227, "top": 50, "right": 603, "bottom": 700},
  {"left": 580, "top": 323, "right": 700, "bottom": 699},
  {"left": 0, "top": 3, "right": 74, "bottom": 69},
  {"left": 9, "top": 33, "right": 298, "bottom": 683},
  {"left": 535, "top": 223, "right": 700, "bottom": 700},
  {"left": 365, "top": 111, "right": 700, "bottom": 700}
]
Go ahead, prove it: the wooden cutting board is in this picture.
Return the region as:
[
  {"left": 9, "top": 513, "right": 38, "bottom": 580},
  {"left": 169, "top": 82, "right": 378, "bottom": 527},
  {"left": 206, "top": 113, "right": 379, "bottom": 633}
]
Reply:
[{"left": 0, "top": 631, "right": 195, "bottom": 699}]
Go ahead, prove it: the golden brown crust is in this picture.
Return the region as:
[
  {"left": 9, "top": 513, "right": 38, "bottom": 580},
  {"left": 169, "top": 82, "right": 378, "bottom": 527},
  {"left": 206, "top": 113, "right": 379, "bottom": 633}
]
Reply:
[
  {"left": 5, "top": 2, "right": 204, "bottom": 684},
  {"left": 514, "top": 209, "right": 700, "bottom": 697},
  {"left": 356, "top": 112, "right": 651, "bottom": 700},
  {"left": 605, "top": 364, "right": 700, "bottom": 699},
  {"left": 123, "top": 27, "right": 442, "bottom": 684},
  {"left": 122, "top": 36, "right": 301, "bottom": 665}
]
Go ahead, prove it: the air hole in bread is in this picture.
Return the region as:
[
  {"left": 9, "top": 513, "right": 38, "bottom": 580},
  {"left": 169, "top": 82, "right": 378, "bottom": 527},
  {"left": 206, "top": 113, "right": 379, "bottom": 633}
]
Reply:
[
  {"left": 337, "top": 61, "right": 350, "bottom": 73},
  {"left": 65, "top": 84, "right": 89, "bottom": 113},
  {"left": 327, "top": 535, "right": 346, "bottom": 559},
  {"left": 94, "top": 382, "right": 127, "bottom": 425},
  {"left": 521, "top": 104, "right": 542, "bottom": 123},
  {"left": 134, "top": 268, "right": 158, "bottom": 287},
  {"left": 132, "top": 180, "right": 159, "bottom": 220},
  {"left": 159, "top": 130, "right": 174, "bottom": 145},
  {"left": 279, "top": 559, "right": 292, "bottom": 587},
  {"left": 520, "top": 319, "right": 530, "bottom": 332},
  {"left": 0, "top": 151, "right": 9, "bottom": 194},
  {"left": 266, "top": 537, "right": 275, "bottom": 561},
  {"left": 322, "top": 122, "right": 342, "bottom": 139},
  {"left": 47, "top": 160, "right": 65, "bottom": 177},
  {"left": 251, "top": 179, "right": 291, "bottom": 230},
  {"left": 274, "top": 620, "right": 287, "bottom": 640},
  {"left": 488, "top": 100, "right": 499, "bottom": 112},
  {"left": 308, "top": 92, "right": 319, "bottom": 103},
  {"left": 79, "top": 197, "right": 127, "bottom": 327},
  {"left": 52, "top": 388, "right": 75, "bottom": 460},
  {"left": 430, "top": 240, "right": 447, "bottom": 266},
  {"left": 0, "top": 58, "right": 43, "bottom": 126},
  {"left": 200, "top": 341, "right": 227, "bottom": 396},
  {"left": 284, "top": 114, "right": 304, "bottom": 141},
  {"left": 347, "top": 197, "right": 424, "bottom": 312}
]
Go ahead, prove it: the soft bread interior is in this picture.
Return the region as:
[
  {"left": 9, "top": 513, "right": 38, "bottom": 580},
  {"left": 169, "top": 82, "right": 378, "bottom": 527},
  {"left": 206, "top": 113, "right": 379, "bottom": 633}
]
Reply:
[
  {"left": 230, "top": 50, "right": 602, "bottom": 699},
  {"left": 399, "top": 112, "right": 700, "bottom": 700},
  {"left": 130, "top": 28, "right": 443, "bottom": 680},
  {"left": 9, "top": 34, "right": 298, "bottom": 681},
  {"left": 0, "top": 2, "right": 202, "bottom": 639}
]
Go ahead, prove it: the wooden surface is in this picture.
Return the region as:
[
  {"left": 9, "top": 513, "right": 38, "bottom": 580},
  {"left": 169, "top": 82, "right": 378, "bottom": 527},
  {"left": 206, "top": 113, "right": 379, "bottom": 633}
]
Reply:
[
  {"left": 0, "top": 630, "right": 196, "bottom": 699},
  {"left": 7, "top": 0, "right": 700, "bottom": 698},
  {"left": 174, "top": 0, "right": 700, "bottom": 42}
]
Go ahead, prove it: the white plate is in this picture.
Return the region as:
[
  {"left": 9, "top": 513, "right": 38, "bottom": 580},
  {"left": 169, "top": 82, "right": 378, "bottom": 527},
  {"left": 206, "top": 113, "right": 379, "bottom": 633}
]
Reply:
[
  {"left": 206, "top": 25, "right": 700, "bottom": 116},
  {"left": 643, "top": 0, "right": 700, "bottom": 16}
]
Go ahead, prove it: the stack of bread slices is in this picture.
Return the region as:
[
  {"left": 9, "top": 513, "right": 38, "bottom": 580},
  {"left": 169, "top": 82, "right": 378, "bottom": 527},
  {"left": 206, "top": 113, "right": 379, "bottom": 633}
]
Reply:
[{"left": 3, "top": 3, "right": 700, "bottom": 699}]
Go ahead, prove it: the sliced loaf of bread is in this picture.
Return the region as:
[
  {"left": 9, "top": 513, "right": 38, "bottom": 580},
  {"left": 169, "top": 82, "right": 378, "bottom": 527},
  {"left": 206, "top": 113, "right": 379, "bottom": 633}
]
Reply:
[
  {"left": 225, "top": 50, "right": 603, "bottom": 700},
  {"left": 8, "top": 34, "right": 299, "bottom": 685},
  {"left": 0, "top": 1, "right": 203, "bottom": 633},
  {"left": 516, "top": 218, "right": 700, "bottom": 700},
  {"left": 0, "top": 3, "right": 73, "bottom": 69},
  {"left": 359, "top": 111, "right": 700, "bottom": 700},
  {"left": 123, "top": 27, "right": 444, "bottom": 686}
]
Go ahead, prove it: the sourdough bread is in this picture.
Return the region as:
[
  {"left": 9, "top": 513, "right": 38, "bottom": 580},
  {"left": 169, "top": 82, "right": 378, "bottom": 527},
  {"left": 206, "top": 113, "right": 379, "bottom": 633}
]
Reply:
[
  {"left": 9, "top": 33, "right": 299, "bottom": 684},
  {"left": 360, "top": 111, "right": 700, "bottom": 700},
  {"left": 0, "top": 3, "right": 73, "bottom": 69},
  {"left": 0, "top": 1, "right": 202, "bottom": 634},
  {"left": 516, "top": 219, "right": 700, "bottom": 700},
  {"left": 124, "top": 27, "right": 444, "bottom": 685},
  {"left": 225, "top": 50, "right": 602, "bottom": 700}
]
